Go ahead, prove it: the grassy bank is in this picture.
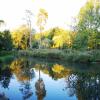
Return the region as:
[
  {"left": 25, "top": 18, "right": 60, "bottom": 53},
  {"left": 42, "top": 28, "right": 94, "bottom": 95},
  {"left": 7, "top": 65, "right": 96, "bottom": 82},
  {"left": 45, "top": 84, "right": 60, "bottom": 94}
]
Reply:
[
  {"left": 18, "top": 49, "right": 100, "bottom": 63},
  {"left": 0, "top": 51, "right": 16, "bottom": 63},
  {"left": 18, "top": 49, "right": 65, "bottom": 60},
  {"left": 1, "top": 49, "right": 99, "bottom": 63},
  {"left": 64, "top": 49, "right": 100, "bottom": 63},
  {"left": 0, "top": 55, "right": 14, "bottom": 63}
]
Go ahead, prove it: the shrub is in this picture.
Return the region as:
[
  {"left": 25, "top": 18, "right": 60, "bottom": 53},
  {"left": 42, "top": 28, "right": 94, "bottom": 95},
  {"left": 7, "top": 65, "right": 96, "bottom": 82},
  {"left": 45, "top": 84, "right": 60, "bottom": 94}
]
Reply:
[{"left": 18, "top": 49, "right": 100, "bottom": 63}]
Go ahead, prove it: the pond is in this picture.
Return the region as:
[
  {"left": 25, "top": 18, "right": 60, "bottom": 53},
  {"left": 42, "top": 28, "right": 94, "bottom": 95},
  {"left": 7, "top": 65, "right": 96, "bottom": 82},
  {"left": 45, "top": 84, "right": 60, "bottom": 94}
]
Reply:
[{"left": 0, "top": 57, "right": 100, "bottom": 100}]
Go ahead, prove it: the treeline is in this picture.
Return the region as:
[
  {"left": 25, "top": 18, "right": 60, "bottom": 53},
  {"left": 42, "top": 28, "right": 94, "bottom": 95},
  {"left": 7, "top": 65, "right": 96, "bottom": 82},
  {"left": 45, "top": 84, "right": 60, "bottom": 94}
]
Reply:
[
  {"left": 0, "top": 0, "right": 100, "bottom": 51},
  {"left": 11, "top": 26, "right": 74, "bottom": 50}
]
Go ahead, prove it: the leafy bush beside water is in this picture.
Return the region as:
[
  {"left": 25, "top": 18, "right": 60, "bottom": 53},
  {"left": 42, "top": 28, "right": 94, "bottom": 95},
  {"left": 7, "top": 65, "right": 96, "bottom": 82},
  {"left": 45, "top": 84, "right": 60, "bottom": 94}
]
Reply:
[
  {"left": 18, "top": 49, "right": 65, "bottom": 60},
  {"left": 18, "top": 49, "right": 100, "bottom": 63},
  {"left": 0, "top": 55, "right": 14, "bottom": 63},
  {"left": 0, "top": 51, "right": 16, "bottom": 63},
  {"left": 1, "top": 49, "right": 99, "bottom": 63}
]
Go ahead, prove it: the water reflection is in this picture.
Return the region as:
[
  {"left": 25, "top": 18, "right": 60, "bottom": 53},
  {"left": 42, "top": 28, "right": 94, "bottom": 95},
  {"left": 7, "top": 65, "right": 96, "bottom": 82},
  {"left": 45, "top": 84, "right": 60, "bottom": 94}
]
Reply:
[
  {"left": 0, "top": 66, "right": 12, "bottom": 89},
  {"left": 65, "top": 73, "right": 100, "bottom": 100},
  {"left": 34, "top": 64, "right": 46, "bottom": 100},
  {"left": 35, "top": 78, "right": 46, "bottom": 100},
  {"left": 0, "top": 57, "right": 100, "bottom": 100},
  {"left": 0, "top": 66, "right": 12, "bottom": 100},
  {"left": 0, "top": 92, "right": 9, "bottom": 100},
  {"left": 10, "top": 58, "right": 35, "bottom": 81},
  {"left": 10, "top": 58, "right": 34, "bottom": 100},
  {"left": 19, "top": 81, "right": 33, "bottom": 100}
]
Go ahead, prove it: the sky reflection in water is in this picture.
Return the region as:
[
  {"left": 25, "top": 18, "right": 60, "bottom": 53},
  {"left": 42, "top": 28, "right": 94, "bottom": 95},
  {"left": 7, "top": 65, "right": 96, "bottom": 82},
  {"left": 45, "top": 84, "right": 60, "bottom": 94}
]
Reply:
[{"left": 0, "top": 58, "right": 100, "bottom": 100}]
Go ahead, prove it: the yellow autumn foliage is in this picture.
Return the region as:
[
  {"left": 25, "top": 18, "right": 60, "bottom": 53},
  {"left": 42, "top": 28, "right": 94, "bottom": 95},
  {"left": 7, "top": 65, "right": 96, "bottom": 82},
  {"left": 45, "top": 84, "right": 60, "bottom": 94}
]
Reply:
[
  {"left": 52, "top": 64, "right": 64, "bottom": 73},
  {"left": 10, "top": 59, "right": 31, "bottom": 81}
]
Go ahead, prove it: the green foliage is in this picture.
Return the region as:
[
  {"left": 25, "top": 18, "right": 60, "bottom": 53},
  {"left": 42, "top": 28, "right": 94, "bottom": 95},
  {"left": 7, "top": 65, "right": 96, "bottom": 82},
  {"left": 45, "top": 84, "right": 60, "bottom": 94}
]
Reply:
[
  {"left": 0, "top": 30, "right": 13, "bottom": 51},
  {"left": 88, "top": 49, "right": 100, "bottom": 62},
  {"left": 72, "top": 32, "right": 88, "bottom": 50},
  {"left": 0, "top": 51, "right": 16, "bottom": 63},
  {"left": 64, "top": 49, "right": 99, "bottom": 63},
  {"left": 0, "top": 55, "right": 14, "bottom": 63},
  {"left": 88, "top": 31, "right": 100, "bottom": 49},
  {"left": 34, "top": 27, "right": 72, "bottom": 49},
  {"left": 32, "top": 40, "right": 38, "bottom": 48},
  {"left": 73, "top": 0, "right": 100, "bottom": 50},
  {"left": 18, "top": 49, "right": 100, "bottom": 63},
  {"left": 0, "top": 51, "right": 15, "bottom": 56},
  {"left": 18, "top": 49, "right": 65, "bottom": 60}
]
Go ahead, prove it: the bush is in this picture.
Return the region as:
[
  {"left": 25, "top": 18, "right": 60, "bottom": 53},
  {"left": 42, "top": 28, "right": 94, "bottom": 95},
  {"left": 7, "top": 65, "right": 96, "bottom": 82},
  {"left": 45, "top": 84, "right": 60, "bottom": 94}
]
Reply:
[
  {"left": 18, "top": 49, "right": 65, "bottom": 60},
  {"left": 64, "top": 49, "right": 100, "bottom": 63},
  {"left": 0, "top": 55, "right": 14, "bottom": 63},
  {"left": 18, "top": 49, "right": 100, "bottom": 63},
  {"left": 32, "top": 41, "right": 39, "bottom": 48}
]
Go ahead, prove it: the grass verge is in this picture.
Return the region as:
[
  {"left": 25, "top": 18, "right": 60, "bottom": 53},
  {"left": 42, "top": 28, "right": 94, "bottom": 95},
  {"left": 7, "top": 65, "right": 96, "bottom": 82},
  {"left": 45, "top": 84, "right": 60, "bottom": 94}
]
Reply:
[{"left": 18, "top": 49, "right": 100, "bottom": 63}]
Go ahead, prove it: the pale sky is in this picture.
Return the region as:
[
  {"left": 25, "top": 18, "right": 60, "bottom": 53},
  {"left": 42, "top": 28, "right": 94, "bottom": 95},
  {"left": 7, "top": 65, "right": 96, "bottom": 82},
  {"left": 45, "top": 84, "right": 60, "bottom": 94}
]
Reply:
[{"left": 0, "top": 0, "right": 87, "bottom": 31}]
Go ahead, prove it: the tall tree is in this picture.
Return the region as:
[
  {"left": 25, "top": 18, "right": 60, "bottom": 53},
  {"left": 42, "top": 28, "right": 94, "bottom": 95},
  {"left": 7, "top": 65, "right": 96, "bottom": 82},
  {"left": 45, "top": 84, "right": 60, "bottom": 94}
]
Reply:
[
  {"left": 37, "top": 8, "right": 48, "bottom": 49},
  {"left": 24, "top": 10, "right": 34, "bottom": 49},
  {"left": 73, "top": 0, "right": 100, "bottom": 49}
]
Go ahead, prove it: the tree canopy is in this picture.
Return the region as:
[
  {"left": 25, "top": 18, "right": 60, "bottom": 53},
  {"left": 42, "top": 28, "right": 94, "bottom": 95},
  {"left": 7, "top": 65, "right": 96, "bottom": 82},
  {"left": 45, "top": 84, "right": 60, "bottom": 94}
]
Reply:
[{"left": 73, "top": 0, "right": 100, "bottom": 49}]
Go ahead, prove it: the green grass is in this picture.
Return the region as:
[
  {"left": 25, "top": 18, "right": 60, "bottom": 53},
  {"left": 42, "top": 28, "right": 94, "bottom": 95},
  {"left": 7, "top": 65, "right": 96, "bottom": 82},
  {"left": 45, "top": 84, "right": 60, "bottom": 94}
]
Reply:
[
  {"left": 18, "top": 49, "right": 65, "bottom": 60},
  {"left": 0, "top": 55, "right": 14, "bottom": 63},
  {"left": 0, "top": 51, "right": 17, "bottom": 56},
  {"left": 64, "top": 49, "right": 100, "bottom": 63},
  {"left": 0, "top": 49, "right": 99, "bottom": 63},
  {"left": 0, "top": 51, "right": 16, "bottom": 63},
  {"left": 18, "top": 49, "right": 100, "bottom": 63}
]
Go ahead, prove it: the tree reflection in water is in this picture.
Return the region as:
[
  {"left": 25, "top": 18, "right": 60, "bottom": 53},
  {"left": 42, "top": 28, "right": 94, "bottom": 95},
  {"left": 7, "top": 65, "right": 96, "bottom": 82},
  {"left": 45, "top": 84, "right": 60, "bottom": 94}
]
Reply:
[
  {"left": 35, "top": 78, "right": 46, "bottom": 100},
  {"left": 65, "top": 73, "right": 100, "bottom": 100},
  {"left": 0, "top": 66, "right": 12, "bottom": 88},
  {"left": 0, "top": 66, "right": 12, "bottom": 100},
  {"left": 1, "top": 57, "right": 100, "bottom": 100},
  {"left": 19, "top": 81, "right": 33, "bottom": 100},
  {"left": 0, "top": 92, "right": 9, "bottom": 100},
  {"left": 10, "top": 58, "right": 35, "bottom": 100},
  {"left": 35, "top": 65, "right": 46, "bottom": 100}
]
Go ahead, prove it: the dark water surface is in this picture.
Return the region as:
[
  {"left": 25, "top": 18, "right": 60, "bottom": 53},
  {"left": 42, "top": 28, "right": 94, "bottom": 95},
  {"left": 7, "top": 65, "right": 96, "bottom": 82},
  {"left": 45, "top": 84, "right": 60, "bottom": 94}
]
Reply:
[{"left": 0, "top": 57, "right": 100, "bottom": 100}]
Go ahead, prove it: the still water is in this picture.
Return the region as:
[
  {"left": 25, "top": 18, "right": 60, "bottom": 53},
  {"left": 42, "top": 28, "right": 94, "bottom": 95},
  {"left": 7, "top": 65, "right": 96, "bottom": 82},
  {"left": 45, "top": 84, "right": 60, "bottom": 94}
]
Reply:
[{"left": 0, "top": 57, "right": 100, "bottom": 100}]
